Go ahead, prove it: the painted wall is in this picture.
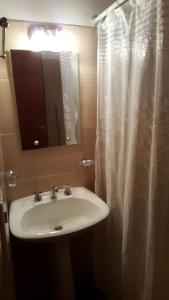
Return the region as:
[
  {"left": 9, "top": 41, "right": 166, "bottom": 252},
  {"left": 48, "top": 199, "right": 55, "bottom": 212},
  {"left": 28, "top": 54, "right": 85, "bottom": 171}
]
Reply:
[
  {"left": 0, "top": 20, "right": 97, "bottom": 201},
  {"left": 1, "top": 0, "right": 113, "bottom": 26}
]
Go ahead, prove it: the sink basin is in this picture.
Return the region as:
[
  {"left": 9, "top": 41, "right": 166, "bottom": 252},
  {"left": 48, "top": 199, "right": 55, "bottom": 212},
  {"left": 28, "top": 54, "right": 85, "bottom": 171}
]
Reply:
[{"left": 9, "top": 187, "right": 110, "bottom": 239}]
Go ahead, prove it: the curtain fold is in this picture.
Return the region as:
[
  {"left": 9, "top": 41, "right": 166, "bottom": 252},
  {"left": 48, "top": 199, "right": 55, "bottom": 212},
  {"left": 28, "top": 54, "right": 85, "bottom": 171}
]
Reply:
[{"left": 95, "top": 1, "right": 169, "bottom": 299}]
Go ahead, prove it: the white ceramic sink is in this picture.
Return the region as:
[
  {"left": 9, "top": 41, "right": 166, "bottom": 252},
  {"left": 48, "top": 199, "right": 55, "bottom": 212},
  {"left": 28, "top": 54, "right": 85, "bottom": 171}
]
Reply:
[{"left": 9, "top": 187, "right": 110, "bottom": 239}]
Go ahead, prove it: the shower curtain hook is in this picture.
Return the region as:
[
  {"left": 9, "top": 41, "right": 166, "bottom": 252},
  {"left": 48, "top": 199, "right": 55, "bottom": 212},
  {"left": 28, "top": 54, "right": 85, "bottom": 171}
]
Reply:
[{"left": 0, "top": 17, "right": 9, "bottom": 59}]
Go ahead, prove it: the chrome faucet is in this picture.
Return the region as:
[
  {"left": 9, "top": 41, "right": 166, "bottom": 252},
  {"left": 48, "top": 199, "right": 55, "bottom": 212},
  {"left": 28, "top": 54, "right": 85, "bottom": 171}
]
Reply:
[
  {"left": 64, "top": 185, "right": 72, "bottom": 196},
  {"left": 50, "top": 187, "right": 58, "bottom": 200},
  {"left": 34, "top": 192, "right": 42, "bottom": 202}
]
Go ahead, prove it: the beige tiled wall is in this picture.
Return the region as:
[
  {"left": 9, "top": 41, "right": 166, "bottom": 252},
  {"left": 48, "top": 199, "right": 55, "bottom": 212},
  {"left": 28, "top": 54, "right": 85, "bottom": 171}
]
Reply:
[
  {"left": 0, "top": 138, "right": 4, "bottom": 189},
  {"left": 0, "top": 94, "right": 5, "bottom": 192},
  {"left": 0, "top": 20, "right": 97, "bottom": 201}
]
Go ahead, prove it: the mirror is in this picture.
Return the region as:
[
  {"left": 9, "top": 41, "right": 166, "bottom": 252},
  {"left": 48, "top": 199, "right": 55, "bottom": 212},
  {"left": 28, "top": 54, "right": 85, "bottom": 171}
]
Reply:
[{"left": 11, "top": 49, "right": 81, "bottom": 150}]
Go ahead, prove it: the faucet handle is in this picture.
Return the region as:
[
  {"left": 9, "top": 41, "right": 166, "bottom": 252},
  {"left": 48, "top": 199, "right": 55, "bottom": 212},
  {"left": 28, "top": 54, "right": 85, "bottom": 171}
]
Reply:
[
  {"left": 63, "top": 184, "right": 72, "bottom": 196},
  {"left": 52, "top": 186, "right": 59, "bottom": 192},
  {"left": 34, "top": 192, "right": 42, "bottom": 202}
]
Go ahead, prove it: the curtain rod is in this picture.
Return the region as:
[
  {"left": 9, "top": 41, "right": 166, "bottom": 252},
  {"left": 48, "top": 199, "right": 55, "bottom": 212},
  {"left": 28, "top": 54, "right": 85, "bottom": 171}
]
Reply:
[{"left": 93, "top": 0, "right": 129, "bottom": 24}]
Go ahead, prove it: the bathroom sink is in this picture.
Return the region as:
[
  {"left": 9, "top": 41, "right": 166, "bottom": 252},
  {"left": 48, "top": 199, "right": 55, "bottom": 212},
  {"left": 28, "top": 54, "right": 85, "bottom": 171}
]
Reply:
[{"left": 9, "top": 187, "right": 110, "bottom": 239}]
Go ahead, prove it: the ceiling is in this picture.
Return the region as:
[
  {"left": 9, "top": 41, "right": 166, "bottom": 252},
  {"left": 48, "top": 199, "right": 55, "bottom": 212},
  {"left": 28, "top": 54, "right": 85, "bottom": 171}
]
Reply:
[{"left": 1, "top": 0, "right": 114, "bottom": 27}]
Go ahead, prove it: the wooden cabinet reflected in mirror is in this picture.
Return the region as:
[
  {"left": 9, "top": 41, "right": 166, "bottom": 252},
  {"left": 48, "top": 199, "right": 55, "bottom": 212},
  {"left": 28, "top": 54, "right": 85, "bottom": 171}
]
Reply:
[{"left": 11, "top": 49, "right": 81, "bottom": 150}]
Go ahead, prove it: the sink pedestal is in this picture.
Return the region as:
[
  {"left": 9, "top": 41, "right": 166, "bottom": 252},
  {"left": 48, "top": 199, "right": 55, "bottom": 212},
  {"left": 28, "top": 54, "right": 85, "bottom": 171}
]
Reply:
[{"left": 50, "top": 242, "right": 75, "bottom": 300}]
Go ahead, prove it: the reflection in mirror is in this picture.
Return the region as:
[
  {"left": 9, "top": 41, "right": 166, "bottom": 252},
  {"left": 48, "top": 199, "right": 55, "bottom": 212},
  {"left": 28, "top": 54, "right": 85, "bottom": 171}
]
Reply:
[{"left": 11, "top": 49, "right": 81, "bottom": 150}]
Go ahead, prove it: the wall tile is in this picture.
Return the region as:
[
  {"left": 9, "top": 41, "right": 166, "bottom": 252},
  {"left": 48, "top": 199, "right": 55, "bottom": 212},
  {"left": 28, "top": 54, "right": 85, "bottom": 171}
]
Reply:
[
  {"left": 82, "top": 128, "right": 96, "bottom": 160},
  {"left": 0, "top": 59, "right": 10, "bottom": 80},
  {"left": 37, "top": 171, "right": 87, "bottom": 193},
  {"left": 36, "top": 146, "right": 83, "bottom": 177},
  {"left": 80, "top": 168, "right": 95, "bottom": 192},
  {"left": 0, "top": 137, "right": 4, "bottom": 171},
  {"left": 78, "top": 27, "right": 97, "bottom": 80},
  {"left": 6, "top": 179, "right": 37, "bottom": 202},
  {"left": 80, "top": 80, "right": 97, "bottom": 128},
  {"left": 0, "top": 80, "right": 17, "bottom": 134},
  {"left": 0, "top": 136, "right": 5, "bottom": 188},
  {"left": 1, "top": 134, "right": 37, "bottom": 181}
]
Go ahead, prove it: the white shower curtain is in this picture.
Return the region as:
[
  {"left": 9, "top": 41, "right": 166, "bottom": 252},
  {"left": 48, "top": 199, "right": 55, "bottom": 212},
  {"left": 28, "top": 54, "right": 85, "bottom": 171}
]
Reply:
[{"left": 95, "top": 0, "right": 169, "bottom": 299}]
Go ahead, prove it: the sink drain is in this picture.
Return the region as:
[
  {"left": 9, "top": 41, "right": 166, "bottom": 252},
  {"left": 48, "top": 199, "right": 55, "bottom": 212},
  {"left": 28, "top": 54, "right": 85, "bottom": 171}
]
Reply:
[{"left": 54, "top": 225, "right": 63, "bottom": 231}]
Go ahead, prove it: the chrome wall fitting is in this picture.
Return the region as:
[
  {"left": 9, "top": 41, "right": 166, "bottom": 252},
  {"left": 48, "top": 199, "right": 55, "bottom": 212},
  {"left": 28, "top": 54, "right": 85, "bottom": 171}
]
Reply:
[
  {"left": 0, "top": 17, "right": 9, "bottom": 59},
  {"left": 5, "top": 169, "right": 17, "bottom": 187},
  {"left": 80, "top": 159, "right": 94, "bottom": 168}
]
